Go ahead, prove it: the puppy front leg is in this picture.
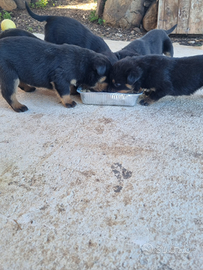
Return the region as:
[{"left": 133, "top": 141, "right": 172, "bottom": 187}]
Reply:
[
  {"left": 139, "top": 88, "right": 167, "bottom": 106},
  {"left": 52, "top": 81, "right": 77, "bottom": 108}
]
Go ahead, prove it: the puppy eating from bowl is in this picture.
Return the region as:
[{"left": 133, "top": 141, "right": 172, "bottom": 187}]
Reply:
[
  {"left": 110, "top": 54, "right": 203, "bottom": 105},
  {"left": 0, "top": 36, "right": 112, "bottom": 112}
]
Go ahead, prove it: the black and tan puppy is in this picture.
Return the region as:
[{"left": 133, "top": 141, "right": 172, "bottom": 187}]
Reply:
[
  {"left": 0, "top": 36, "right": 112, "bottom": 112},
  {"left": 0, "top": 28, "right": 38, "bottom": 39},
  {"left": 110, "top": 54, "right": 203, "bottom": 105},
  {"left": 25, "top": 2, "right": 117, "bottom": 64},
  {"left": 114, "top": 24, "right": 177, "bottom": 60}
]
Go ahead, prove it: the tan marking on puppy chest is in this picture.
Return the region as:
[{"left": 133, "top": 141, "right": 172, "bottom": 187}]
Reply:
[{"left": 70, "top": 79, "right": 77, "bottom": 86}]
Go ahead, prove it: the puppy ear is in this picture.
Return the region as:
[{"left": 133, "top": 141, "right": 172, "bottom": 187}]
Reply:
[
  {"left": 95, "top": 65, "right": 106, "bottom": 76},
  {"left": 127, "top": 68, "right": 142, "bottom": 85}
]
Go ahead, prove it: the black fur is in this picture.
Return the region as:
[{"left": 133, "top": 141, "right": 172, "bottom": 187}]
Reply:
[
  {"left": 110, "top": 54, "right": 203, "bottom": 105},
  {"left": 114, "top": 25, "right": 177, "bottom": 60},
  {"left": 25, "top": 2, "right": 117, "bottom": 64},
  {"left": 0, "top": 36, "right": 112, "bottom": 112},
  {"left": 0, "top": 28, "right": 38, "bottom": 39}
]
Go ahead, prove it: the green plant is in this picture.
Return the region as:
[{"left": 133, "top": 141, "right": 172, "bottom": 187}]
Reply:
[
  {"left": 3, "top": 11, "right": 12, "bottom": 19},
  {"left": 98, "top": 18, "right": 105, "bottom": 25},
  {"left": 32, "top": 0, "right": 49, "bottom": 8},
  {"left": 89, "top": 10, "right": 105, "bottom": 25},
  {"left": 0, "top": 10, "right": 12, "bottom": 21},
  {"left": 27, "top": 27, "right": 33, "bottom": 32},
  {"left": 89, "top": 10, "right": 98, "bottom": 22}
]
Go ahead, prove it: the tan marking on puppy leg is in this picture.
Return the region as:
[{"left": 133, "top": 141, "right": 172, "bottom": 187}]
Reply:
[
  {"left": 19, "top": 82, "right": 35, "bottom": 92},
  {"left": 144, "top": 87, "right": 156, "bottom": 93},
  {"left": 118, "top": 90, "right": 133, "bottom": 93},
  {"left": 61, "top": 94, "right": 76, "bottom": 108},
  {"left": 125, "top": 84, "right": 133, "bottom": 90},
  {"left": 11, "top": 79, "right": 28, "bottom": 112},
  {"left": 92, "top": 82, "right": 108, "bottom": 92},
  {"left": 139, "top": 93, "right": 155, "bottom": 106},
  {"left": 51, "top": 82, "right": 76, "bottom": 108},
  {"left": 165, "top": 52, "right": 171, "bottom": 57},
  {"left": 137, "top": 87, "right": 144, "bottom": 93},
  {"left": 143, "top": 88, "right": 156, "bottom": 97},
  {"left": 112, "top": 79, "right": 115, "bottom": 84},
  {"left": 50, "top": 82, "right": 60, "bottom": 101},
  {"left": 99, "top": 76, "right": 106, "bottom": 83},
  {"left": 61, "top": 94, "right": 72, "bottom": 106}
]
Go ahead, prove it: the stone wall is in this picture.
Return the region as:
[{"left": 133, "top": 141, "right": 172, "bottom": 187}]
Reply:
[
  {"left": 0, "top": 0, "right": 31, "bottom": 11},
  {"left": 102, "top": 0, "right": 158, "bottom": 31}
]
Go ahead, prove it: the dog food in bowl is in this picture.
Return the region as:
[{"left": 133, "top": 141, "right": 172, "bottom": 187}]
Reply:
[{"left": 77, "top": 88, "right": 141, "bottom": 107}]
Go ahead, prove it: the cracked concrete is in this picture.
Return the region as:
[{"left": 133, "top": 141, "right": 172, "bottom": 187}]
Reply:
[{"left": 0, "top": 37, "right": 203, "bottom": 270}]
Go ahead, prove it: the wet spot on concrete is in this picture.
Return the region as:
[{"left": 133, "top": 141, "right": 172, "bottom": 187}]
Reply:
[{"left": 122, "top": 168, "right": 132, "bottom": 179}]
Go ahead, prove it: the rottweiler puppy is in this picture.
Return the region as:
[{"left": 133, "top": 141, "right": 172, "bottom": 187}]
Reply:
[
  {"left": 0, "top": 28, "right": 38, "bottom": 39},
  {"left": 114, "top": 24, "right": 177, "bottom": 60},
  {"left": 110, "top": 54, "right": 203, "bottom": 105},
  {"left": 0, "top": 36, "right": 112, "bottom": 112},
  {"left": 25, "top": 2, "right": 118, "bottom": 65}
]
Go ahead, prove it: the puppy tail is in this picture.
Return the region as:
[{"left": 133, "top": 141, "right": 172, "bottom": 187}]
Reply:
[
  {"left": 165, "top": 24, "right": 177, "bottom": 35},
  {"left": 25, "top": 1, "right": 49, "bottom": 22}
]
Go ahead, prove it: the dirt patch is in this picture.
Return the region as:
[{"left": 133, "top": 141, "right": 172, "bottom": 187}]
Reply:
[{"left": 8, "top": 0, "right": 203, "bottom": 46}]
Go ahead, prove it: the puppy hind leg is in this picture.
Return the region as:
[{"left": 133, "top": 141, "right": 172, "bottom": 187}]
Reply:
[
  {"left": 19, "top": 81, "right": 36, "bottom": 92},
  {"left": 51, "top": 82, "right": 77, "bottom": 108},
  {"left": 1, "top": 78, "right": 28, "bottom": 112}
]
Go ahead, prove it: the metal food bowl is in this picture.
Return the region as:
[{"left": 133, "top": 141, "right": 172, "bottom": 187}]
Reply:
[{"left": 77, "top": 88, "right": 141, "bottom": 107}]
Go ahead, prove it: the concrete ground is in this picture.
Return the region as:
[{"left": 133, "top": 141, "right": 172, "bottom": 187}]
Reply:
[{"left": 0, "top": 36, "right": 203, "bottom": 270}]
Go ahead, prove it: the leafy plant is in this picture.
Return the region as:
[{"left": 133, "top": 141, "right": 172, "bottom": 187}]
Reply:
[
  {"left": 31, "top": 0, "right": 49, "bottom": 8},
  {"left": 89, "top": 10, "right": 98, "bottom": 22},
  {"left": 98, "top": 18, "right": 105, "bottom": 25},
  {"left": 89, "top": 10, "right": 105, "bottom": 25},
  {"left": 0, "top": 11, "right": 12, "bottom": 21},
  {"left": 27, "top": 27, "right": 33, "bottom": 32}
]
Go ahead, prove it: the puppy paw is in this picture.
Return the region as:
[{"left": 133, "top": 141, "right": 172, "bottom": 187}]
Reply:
[
  {"left": 64, "top": 101, "right": 77, "bottom": 108},
  {"left": 138, "top": 94, "right": 154, "bottom": 106},
  {"left": 139, "top": 99, "right": 150, "bottom": 106},
  {"left": 13, "top": 105, "right": 28, "bottom": 112}
]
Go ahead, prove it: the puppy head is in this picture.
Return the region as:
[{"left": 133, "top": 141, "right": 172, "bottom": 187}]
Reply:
[
  {"left": 84, "top": 54, "right": 112, "bottom": 92},
  {"left": 110, "top": 57, "right": 143, "bottom": 93}
]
